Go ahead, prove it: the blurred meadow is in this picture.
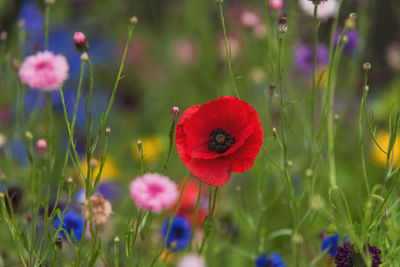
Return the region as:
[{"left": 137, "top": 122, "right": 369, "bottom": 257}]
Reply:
[{"left": 1, "top": 0, "right": 400, "bottom": 266}]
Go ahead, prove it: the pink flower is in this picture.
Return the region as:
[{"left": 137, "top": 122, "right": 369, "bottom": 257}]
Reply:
[
  {"left": 269, "top": 0, "right": 283, "bottom": 10},
  {"left": 36, "top": 139, "right": 47, "bottom": 152},
  {"left": 73, "top": 32, "right": 88, "bottom": 52},
  {"left": 19, "top": 51, "right": 69, "bottom": 91},
  {"left": 73, "top": 32, "right": 86, "bottom": 44},
  {"left": 130, "top": 173, "right": 178, "bottom": 213}
]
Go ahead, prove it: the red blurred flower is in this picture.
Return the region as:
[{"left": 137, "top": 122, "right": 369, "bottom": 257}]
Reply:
[
  {"left": 175, "top": 96, "right": 263, "bottom": 186},
  {"left": 176, "top": 178, "right": 208, "bottom": 225}
]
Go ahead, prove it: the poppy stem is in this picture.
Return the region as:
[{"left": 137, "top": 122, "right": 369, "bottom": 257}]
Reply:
[
  {"left": 150, "top": 171, "right": 190, "bottom": 267},
  {"left": 217, "top": 1, "right": 240, "bottom": 99},
  {"left": 162, "top": 121, "right": 176, "bottom": 174},
  {"left": 189, "top": 181, "right": 202, "bottom": 252}
]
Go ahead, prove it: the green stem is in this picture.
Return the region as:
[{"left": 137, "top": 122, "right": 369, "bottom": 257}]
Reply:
[
  {"left": 189, "top": 181, "right": 202, "bottom": 252},
  {"left": 311, "top": 4, "right": 319, "bottom": 133},
  {"left": 217, "top": 1, "right": 240, "bottom": 98},
  {"left": 150, "top": 171, "right": 190, "bottom": 266},
  {"left": 162, "top": 121, "right": 176, "bottom": 174},
  {"left": 90, "top": 23, "right": 136, "bottom": 153},
  {"left": 359, "top": 70, "right": 370, "bottom": 194}
]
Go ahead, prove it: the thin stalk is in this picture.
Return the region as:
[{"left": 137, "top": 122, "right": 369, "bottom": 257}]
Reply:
[
  {"left": 90, "top": 23, "right": 136, "bottom": 153},
  {"left": 162, "top": 121, "right": 176, "bottom": 174},
  {"left": 150, "top": 171, "right": 190, "bottom": 266},
  {"left": 189, "top": 181, "right": 202, "bottom": 252},
  {"left": 311, "top": 3, "right": 319, "bottom": 132},
  {"left": 359, "top": 69, "right": 370, "bottom": 194},
  {"left": 217, "top": 1, "right": 240, "bottom": 98},
  {"left": 198, "top": 186, "right": 219, "bottom": 254}
]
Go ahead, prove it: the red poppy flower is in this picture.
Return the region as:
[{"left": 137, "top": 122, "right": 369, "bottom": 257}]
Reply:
[
  {"left": 175, "top": 96, "right": 263, "bottom": 186},
  {"left": 175, "top": 178, "right": 209, "bottom": 225}
]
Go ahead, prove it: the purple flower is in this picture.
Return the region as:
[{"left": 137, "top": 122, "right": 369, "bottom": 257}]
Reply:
[
  {"left": 334, "top": 242, "right": 383, "bottom": 267},
  {"left": 294, "top": 44, "right": 329, "bottom": 74},
  {"left": 334, "top": 28, "right": 359, "bottom": 54}
]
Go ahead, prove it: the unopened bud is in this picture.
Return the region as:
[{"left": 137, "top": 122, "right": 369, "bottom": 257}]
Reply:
[
  {"left": 81, "top": 52, "right": 88, "bottom": 61},
  {"left": 67, "top": 177, "right": 73, "bottom": 183},
  {"left": 365, "top": 85, "right": 369, "bottom": 92},
  {"left": 114, "top": 236, "right": 120, "bottom": 243},
  {"left": 89, "top": 158, "right": 99, "bottom": 168},
  {"left": 363, "top": 62, "right": 371, "bottom": 71},
  {"left": 55, "top": 237, "right": 63, "bottom": 250},
  {"left": 292, "top": 233, "right": 303, "bottom": 243},
  {"left": 305, "top": 168, "right": 313, "bottom": 177},
  {"left": 349, "top": 12, "right": 357, "bottom": 20},
  {"left": 130, "top": 16, "right": 138, "bottom": 25},
  {"left": 216, "top": 0, "right": 224, "bottom": 3},
  {"left": 136, "top": 139, "right": 142, "bottom": 146},
  {"left": 309, "top": 194, "right": 324, "bottom": 210},
  {"left": 36, "top": 139, "right": 48, "bottom": 153},
  {"left": 45, "top": 0, "right": 55, "bottom": 5},
  {"left": 277, "top": 14, "right": 288, "bottom": 38},
  {"left": 334, "top": 114, "right": 339, "bottom": 120},
  {"left": 269, "top": 83, "right": 276, "bottom": 91},
  {"left": 272, "top": 127, "right": 277, "bottom": 133},
  {"left": 0, "top": 133, "right": 6, "bottom": 148},
  {"left": 25, "top": 131, "right": 33, "bottom": 140},
  {"left": 0, "top": 31, "right": 8, "bottom": 41},
  {"left": 342, "top": 35, "right": 349, "bottom": 44},
  {"left": 73, "top": 32, "right": 89, "bottom": 53},
  {"left": 105, "top": 127, "right": 111, "bottom": 134},
  {"left": 0, "top": 173, "right": 5, "bottom": 181},
  {"left": 288, "top": 160, "right": 293, "bottom": 166},
  {"left": 169, "top": 106, "right": 181, "bottom": 123},
  {"left": 12, "top": 59, "right": 21, "bottom": 70}
]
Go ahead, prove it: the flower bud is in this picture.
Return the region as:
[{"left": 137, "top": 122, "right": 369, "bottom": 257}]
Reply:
[
  {"left": 45, "top": 0, "right": 55, "bottom": 5},
  {"left": 363, "top": 62, "right": 371, "bottom": 71},
  {"left": 12, "top": 59, "right": 21, "bottom": 71},
  {"left": 169, "top": 106, "right": 181, "bottom": 123},
  {"left": 25, "top": 131, "right": 33, "bottom": 140},
  {"left": 114, "top": 236, "right": 120, "bottom": 243},
  {"left": 0, "top": 133, "right": 6, "bottom": 149},
  {"left": 277, "top": 14, "right": 288, "bottom": 39},
  {"left": 0, "top": 173, "right": 5, "bottom": 181},
  {"left": 89, "top": 158, "right": 99, "bottom": 168},
  {"left": 36, "top": 139, "right": 48, "bottom": 153},
  {"left": 130, "top": 16, "right": 138, "bottom": 25},
  {"left": 81, "top": 52, "right": 89, "bottom": 61},
  {"left": 106, "top": 127, "right": 111, "bottom": 134},
  {"left": 55, "top": 237, "right": 63, "bottom": 250},
  {"left": 269, "top": 0, "right": 283, "bottom": 11},
  {"left": 0, "top": 31, "right": 7, "bottom": 41},
  {"left": 73, "top": 32, "right": 89, "bottom": 53}
]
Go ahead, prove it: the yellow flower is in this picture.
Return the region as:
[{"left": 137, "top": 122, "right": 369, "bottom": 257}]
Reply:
[
  {"left": 132, "top": 135, "right": 163, "bottom": 162},
  {"left": 371, "top": 130, "right": 400, "bottom": 167},
  {"left": 79, "top": 156, "right": 122, "bottom": 184}
]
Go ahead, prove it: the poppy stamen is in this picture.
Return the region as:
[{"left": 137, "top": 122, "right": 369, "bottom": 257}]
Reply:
[{"left": 209, "top": 129, "right": 235, "bottom": 153}]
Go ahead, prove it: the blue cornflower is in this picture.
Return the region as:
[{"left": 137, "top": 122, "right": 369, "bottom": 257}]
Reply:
[
  {"left": 255, "top": 252, "right": 286, "bottom": 267},
  {"left": 18, "top": 0, "right": 44, "bottom": 34},
  {"left": 161, "top": 216, "right": 191, "bottom": 251},
  {"left": 53, "top": 210, "right": 84, "bottom": 241},
  {"left": 321, "top": 233, "right": 339, "bottom": 257},
  {"left": 334, "top": 28, "right": 359, "bottom": 54}
]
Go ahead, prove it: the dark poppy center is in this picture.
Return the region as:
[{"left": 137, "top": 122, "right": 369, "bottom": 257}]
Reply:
[{"left": 208, "top": 128, "right": 235, "bottom": 153}]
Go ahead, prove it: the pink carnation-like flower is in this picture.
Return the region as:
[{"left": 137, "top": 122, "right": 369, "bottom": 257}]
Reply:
[
  {"left": 299, "top": 0, "right": 338, "bottom": 20},
  {"left": 269, "top": 0, "right": 283, "bottom": 10},
  {"left": 130, "top": 173, "right": 178, "bottom": 213},
  {"left": 19, "top": 51, "right": 69, "bottom": 91}
]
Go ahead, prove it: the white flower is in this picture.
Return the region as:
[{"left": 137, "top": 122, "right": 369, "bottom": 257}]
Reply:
[
  {"left": 176, "top": 254, "right": 206, "bottom": 267},
  {"left": 299, "top": 0, "right": 339, "bottom": 20}
]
